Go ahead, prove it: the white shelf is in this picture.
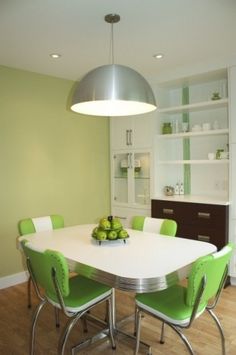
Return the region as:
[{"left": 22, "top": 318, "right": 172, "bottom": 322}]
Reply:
[
  {"left": 158, "top": 98, "right": 228, "bottom": 114},
  {"left": 157, "top": 159, "right": 229, "bottom": 165},
  {"left": 157, "top": 128, "right": 229, "bottom": 139}
]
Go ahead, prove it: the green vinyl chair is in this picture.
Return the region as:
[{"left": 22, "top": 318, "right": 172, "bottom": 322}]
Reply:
[
  {"left": 21, "top": 240, "right": 116, "bottom": 355},
  {"left": 134, "top": 243, "right": 234, "bottom": 355},
  {"left": 132, "top": 216, "right": 177, "bottom": 237},
  {"left": 18, "top": 215, "right": 64, "bottom": 309}
]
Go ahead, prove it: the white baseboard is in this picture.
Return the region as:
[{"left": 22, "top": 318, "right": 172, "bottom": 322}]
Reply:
[
  {"left": 230, "top": 276, "right": 236, "bottom": 286},
  {"left": 0, "top": 271, "right": 28, "bottom": 289}
]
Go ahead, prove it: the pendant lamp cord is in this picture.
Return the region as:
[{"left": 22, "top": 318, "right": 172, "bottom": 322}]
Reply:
[
  {"left": 109, "top": 21, "right": 114, "bottom": 65},
  {"left": 111, "top": 21, "right": 114, "bottom": 65},
  {"left": 105, "top": 14, "right": 120, "bottom": 65}
]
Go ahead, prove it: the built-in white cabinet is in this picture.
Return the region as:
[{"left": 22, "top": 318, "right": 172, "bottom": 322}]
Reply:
[
  {"left": 154, "top": 69, "right": 229, "bottom": 202},
  {"left": 111, "top": 150, "right": 151, "bottom": 206},
  {"left": 110, "top": 113, "right": 155, "bottom": 150},
  {"left": 110, "top": 113, "right": 155, "bottom": 227},
  {"left": 229, "top": 66, "right": 236, "bottom": 143},
  {"left": 111, "top": 206, "right": 150, "bottom": 228},
  {"left": 228, "top": 66, "right": 236, "bottom": 282}
]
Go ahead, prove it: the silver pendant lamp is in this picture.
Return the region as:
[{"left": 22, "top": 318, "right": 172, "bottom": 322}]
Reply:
[{"left": 70, "top": 14, "right": 157, "bottom": 117}]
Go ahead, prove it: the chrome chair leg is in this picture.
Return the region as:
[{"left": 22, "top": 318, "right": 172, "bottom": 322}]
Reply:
[
  {"left": 207, "top": 309, "right": 226, "bottom": 355},
  {"left": 55, "top": 307, "right": 60, "bottom": 328},
  {"left": 30, "top": 299, "right": 47, "bottom": 355},
  {"left": 168, "top": 323, "right": 194, "bottom": 355},
  {"left": 160, "top": 322, "right": 165, "bottom": 344},
  {"left": 81, "top": 315, "right": 88, "bottom": 333},
  {"left": 59, "top": 314, "right": 83, "bottom": 355},
  {"left": 107, "top": 297, "right": 116, "bottom": 349},
  {"left": 27, "top": 276, "right": 32, "bottom": 308}
]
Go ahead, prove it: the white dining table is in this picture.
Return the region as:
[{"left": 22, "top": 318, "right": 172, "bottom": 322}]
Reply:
[
  {"left": 18, "top": 224, "right": 217, "bottom": 353},
  {"left": 19, "top": 223, "right": 217, "bottom": 293}
]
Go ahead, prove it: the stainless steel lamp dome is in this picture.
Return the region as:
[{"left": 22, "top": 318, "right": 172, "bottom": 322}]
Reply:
[{"left": 70, "top": 14, "right": 157, "bottom": 117}]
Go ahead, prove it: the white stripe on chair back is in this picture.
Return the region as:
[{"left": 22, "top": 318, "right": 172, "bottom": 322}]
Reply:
[
  {"left": 32, "top": 216, "right": 53, "bottom": 232},
  {"left": 143, "top": 217, "right": 164, "bottom": 234}
]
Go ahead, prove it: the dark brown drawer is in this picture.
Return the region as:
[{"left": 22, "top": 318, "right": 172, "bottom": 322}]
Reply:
[
  {"left": 151, "top": 200, "right": 228, "bottom": 228},
  {"left": 151, "top": 199, "right": 229, "bottom": 250},
  {"left": 177, "top": 224, "right": 227, "bottom": 250}
]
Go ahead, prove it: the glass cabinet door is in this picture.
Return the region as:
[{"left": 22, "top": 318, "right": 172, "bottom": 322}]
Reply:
[
  {"left": 133, "top": 152, "right": 150, "bottom": 205},
  {"left": 112, "top": 153, "right": 129, "bottom": 204}
]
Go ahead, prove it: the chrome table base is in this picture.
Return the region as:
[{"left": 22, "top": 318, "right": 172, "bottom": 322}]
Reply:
[{"left": 72, "top": 312, "right": 152, "bottom": 354}]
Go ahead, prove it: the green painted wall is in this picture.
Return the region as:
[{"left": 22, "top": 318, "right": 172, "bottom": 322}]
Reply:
[{"left": 0, "top": 66, "right": 111, "bottom": 278}]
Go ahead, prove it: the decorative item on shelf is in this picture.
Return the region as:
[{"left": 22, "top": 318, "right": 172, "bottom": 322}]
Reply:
[
  {"left": 120, "top": 159, "right": 128, "bottom": 174},
  {"left": 162, "top": 122, "right": 172, "bottom": 134},
  {"left": 191, "top": 124, "right": 202, "bottom": 132},
  {"left": 163, "top": 186, "right": 175, "bottom": 196},
  {"left": 202, "top": 122, "right": 211, "bottom": 131},
  {"left": 208, "top": 152, "right": 215, "bottom": 160},
  {"left": 179, "top": 183, "right": 184, "bottom": 195},
  {"left": 173, "top": 120, "right": 179, "bottom": 133},
  {"left": 211, "top": 92, "right": 221, "bottom": 100},
  {"left": 219, "top": 151, "right": 229, "bottom": 160},
  {"left": 182, "top": 122, "right": 189, "bottom": 132},
  {"left": 213, "top": 120, "right": 219, "bottom": 130},
  {"left": 174, "top": 182, "right": 180, "bottom": 195},
  {"left": 216, "top": 149, "right": 224, "bottom": 160},
  {"left": 134, "top": 159, "right": 141, "bottom": 173}
]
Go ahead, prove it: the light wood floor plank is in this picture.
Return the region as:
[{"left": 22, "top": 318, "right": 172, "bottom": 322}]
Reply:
[{"left": 0, "top": 282, "right": 235, "bottom": 354}]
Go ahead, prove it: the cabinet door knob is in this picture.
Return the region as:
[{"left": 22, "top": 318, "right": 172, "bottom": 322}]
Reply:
[
  {"left": 163, "top": 208, "right": 174, "bottom": 215},
  {"left": 197, "top": 235, "right": 210, "bottom": 242},
  {"left": 114, "top": 215, "right": 127, "bottom": 220},
  {"left": 198, "top": 212, "right": 210, "bottom": 219}
]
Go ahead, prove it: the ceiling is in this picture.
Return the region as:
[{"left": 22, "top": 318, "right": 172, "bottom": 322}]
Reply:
[{"left": 1, "top": 0, "right": 236, "bottom": 83}]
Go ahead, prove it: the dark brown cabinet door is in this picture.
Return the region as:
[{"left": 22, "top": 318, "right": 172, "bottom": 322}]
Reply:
[{"left": 151, "top": 199, "right": 228, "bottom": 250}]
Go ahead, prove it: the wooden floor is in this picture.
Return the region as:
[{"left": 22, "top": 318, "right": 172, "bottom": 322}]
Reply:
[{"left": 0, "top": 282, "right": 236, "bottom": 355}]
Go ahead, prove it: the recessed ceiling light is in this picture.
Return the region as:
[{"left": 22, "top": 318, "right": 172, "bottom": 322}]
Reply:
[
  {"left": 50, "top": 53, "right": 61, "bottom": 59},
  {"left": 153, "top": 53, "right": 164, "bottom": 59}
]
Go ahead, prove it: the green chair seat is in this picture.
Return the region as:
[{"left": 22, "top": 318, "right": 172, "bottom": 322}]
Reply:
[
  {"left": 21, "top": 241, "right": 116, "bottom": 354},
  {"left": 134, "top": 243, "right": 234, "bottom": 355},
  {"left": 48, "top": 274, "right": 111, "bottom": 312},
  {"left": 136, "top": 284, "right": 206, "bottom": 326}
]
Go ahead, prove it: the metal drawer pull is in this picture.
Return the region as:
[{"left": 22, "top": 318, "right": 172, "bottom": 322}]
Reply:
[
  {"left": 114, "top": 216, "right": 127, "bottom": 220},
  {"left": 198, "top": 212, "right": 210, "bottom": 219},
  {"left": 163, "top": 208, "right": 174, "bottom": 215},
  {"left": 197, "top": 235, "right": 210, "bottom": 242}
]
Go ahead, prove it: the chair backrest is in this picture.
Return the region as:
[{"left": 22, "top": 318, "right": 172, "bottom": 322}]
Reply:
[
  {"left": 21, "top": 240, "right": 69, "bottom": 298},
  {"left": 18, "top": 215, "right": 64, "bottom": 235},
  {"left": 186, "top": 243, "right": 234, "bottom": 308},
  {"left": 132, "top": 216, "right": 177, "bottom": 237}
]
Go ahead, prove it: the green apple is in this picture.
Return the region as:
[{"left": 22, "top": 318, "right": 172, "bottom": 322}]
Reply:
[
  {"left": 118, "top": 229, "right": 128, "bottom": 239},
  {"left": 97, "top": 230, "right": 107, "bottom": 241},
  {"left": 108, "top": 230, "right": 117, "bottom": 240},
  {"left": 92, "top": 227, "right": 99, "bottom": 239},
  {"left": 111, "top": 218, "right": 122, "bottom": 230},
  {"left": 99, "top": 218, "right": 111, "bottom": 230}
]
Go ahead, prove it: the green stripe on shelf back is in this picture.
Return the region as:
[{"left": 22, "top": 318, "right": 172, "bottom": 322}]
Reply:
[{"left": 182, "top": 86, "right": 191, "bottom": 194}]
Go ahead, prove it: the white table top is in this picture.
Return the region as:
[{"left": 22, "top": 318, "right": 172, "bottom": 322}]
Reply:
[{"left": 19, "top": 224, "right": 217, "bottom": 292}]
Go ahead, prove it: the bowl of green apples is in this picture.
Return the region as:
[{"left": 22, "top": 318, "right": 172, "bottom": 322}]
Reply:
[{"left": 92, "top": 215, "right": 129, "bottom": 245}]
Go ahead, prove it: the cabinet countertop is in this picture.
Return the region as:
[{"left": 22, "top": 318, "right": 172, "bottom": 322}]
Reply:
[{"left": 152, "top": 195, "right": 229, "bottom": 206}]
